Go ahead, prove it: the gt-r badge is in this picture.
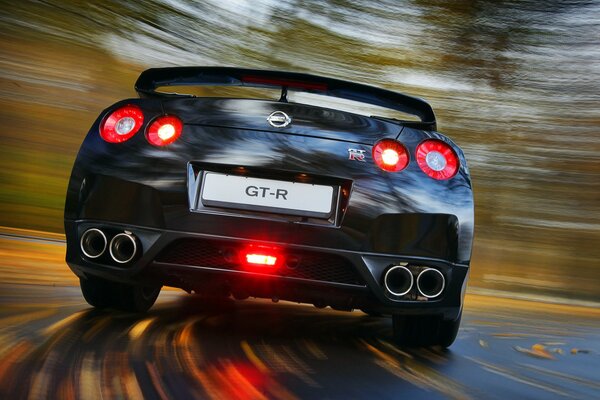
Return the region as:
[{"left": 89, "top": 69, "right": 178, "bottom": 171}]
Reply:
[
  {"left": 348, "top": 148, "right": 366, "bottom": 162},
  {"left": 267, "top": 111, "right": 292, "bottom": 128}
]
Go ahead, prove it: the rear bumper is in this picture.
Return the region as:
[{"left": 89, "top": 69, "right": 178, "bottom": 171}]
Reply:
[{"left": 66, "top": 219, "right": 468, "bottom": 320}]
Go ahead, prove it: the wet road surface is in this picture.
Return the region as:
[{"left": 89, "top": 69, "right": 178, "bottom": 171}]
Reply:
[{"left": 1, "top": 283, "right": 599, "bottom": 399}]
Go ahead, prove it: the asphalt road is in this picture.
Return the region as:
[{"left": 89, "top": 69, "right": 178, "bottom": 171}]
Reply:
[{"left": 0, "top": 236, "right": 599, "bottom": 399}]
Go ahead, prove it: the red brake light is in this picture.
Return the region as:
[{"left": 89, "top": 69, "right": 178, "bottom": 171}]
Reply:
[
  {"left": 241, "top": 246, "right": 282, "bottom": 268},
  {"left": 100, "top": 105, "right": 144, "bottom": 143},
  {"left": 146, "top": 115, "right": 183, "bottom": 146},
  {"left": 416, "top": 139, "right": 459, "bottom": 180},
  {"left": 246, "top": 253, "right": 278, "bottom": 266},
  {"left": 372, "top": 139, "right": 409, "bottom": 172}
]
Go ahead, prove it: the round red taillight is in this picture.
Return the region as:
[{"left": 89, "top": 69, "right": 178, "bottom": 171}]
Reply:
[
  {"left": 416, "top": 139, "right": 459, "bottom": 180},
  {"left": 372, "top": 139, "right": 409, "bottom": 172},
  {"left": 100, "top": 105, "right": 144, "bottom": 143},
  {"left": 146, "top": 115, "right": 183, "bottom": 146}
]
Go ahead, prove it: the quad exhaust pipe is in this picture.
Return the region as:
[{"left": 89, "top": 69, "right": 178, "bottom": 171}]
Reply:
[
  {"left": 383, "top": 265, "right": 413, "bottom": 297},
  {"left": 109, "top": 232, "right": 139, "bottom": 264},
  {"left": 416, "top": 268, "right": 445, "bottom": 298},
  {"left": 80, "top": 228, "right": 107, "bottom": 259}
]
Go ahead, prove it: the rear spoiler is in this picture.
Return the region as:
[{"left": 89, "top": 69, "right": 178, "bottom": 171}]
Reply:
[{"left": 135, "top": 67, "right": 436, "bottom": 130}]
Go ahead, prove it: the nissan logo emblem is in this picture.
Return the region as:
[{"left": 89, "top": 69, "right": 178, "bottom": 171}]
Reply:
[{"left": 267, "top": 111, "right": 292, "bottom": 128}]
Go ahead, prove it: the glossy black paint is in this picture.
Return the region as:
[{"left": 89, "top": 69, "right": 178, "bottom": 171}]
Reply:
[{"left": 65, "top": 75, "right": 473, "bottom": 319}]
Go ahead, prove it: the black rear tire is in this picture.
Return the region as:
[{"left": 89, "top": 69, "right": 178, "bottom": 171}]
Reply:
[
  {"left": 392, "top": 312, "right": 461, "bottom": 348},
  {"left": 79, "top": 276, "right": 161, "bottom": 313},
  {"left": 115, "top": 283, "right": 162, "bottom": 313},
  {"left": 79, "top": 276, "right": 117, "bottom": 309}
]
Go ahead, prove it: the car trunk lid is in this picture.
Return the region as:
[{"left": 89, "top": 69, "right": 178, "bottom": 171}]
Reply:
[{"left": 162, "top": 98, "right": 402, "bottom": 144}]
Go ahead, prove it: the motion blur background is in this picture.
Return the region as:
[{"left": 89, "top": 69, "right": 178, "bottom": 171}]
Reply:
[{"left": 0, "top": 0, "right": 598, "bottom": 301}]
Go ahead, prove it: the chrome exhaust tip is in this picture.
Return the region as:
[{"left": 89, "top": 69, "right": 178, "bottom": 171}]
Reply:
[
  {"left": 416, "top": 268, "right": 445, "bottom": 298},
  {"left": 80, "top": 228, "right": 107, "bottom": 259},
  {"left": 383, "top": 265, "right": 414, "bottom": 297},
  {"left": 109, "top": 232, "right": 138, "bottom": 264}
]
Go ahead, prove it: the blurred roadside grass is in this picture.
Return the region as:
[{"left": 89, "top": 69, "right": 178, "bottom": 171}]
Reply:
[
  {"left": 0, "top": 37, "right": 140, "bottom": 233},
  {"left": 0, "top": 235, "right": 74, "bottom": 287}
]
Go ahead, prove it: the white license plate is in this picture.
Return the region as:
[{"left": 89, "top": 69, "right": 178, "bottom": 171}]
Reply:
[{"left": 200, "top": 173, "right": 335, "bottom": 217}]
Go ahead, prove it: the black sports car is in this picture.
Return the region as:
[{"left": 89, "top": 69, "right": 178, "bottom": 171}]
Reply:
[{"left": 64, "top": 67, "right": 474, "bottom": 347}]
